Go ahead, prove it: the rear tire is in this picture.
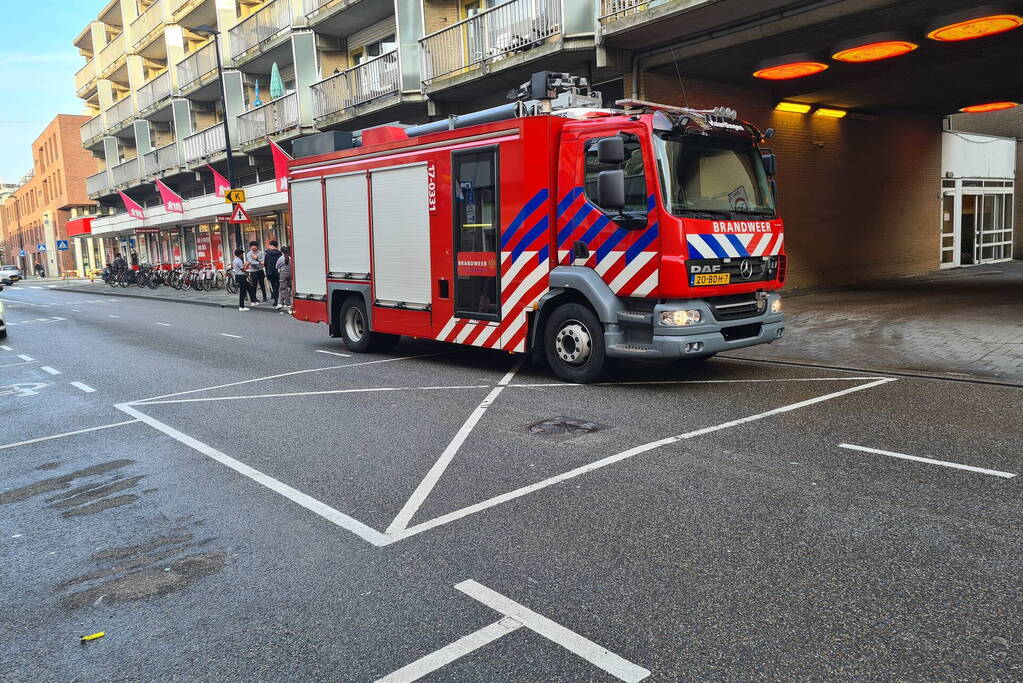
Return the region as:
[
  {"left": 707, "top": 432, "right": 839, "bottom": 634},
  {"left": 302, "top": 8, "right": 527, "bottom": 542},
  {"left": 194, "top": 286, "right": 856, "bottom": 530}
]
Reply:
[
  {"left": 543, "top": 303, "right": 606, "bottom": 384},
  {"left": 339, "top": 297, "right": 400, "bottom": 353}
]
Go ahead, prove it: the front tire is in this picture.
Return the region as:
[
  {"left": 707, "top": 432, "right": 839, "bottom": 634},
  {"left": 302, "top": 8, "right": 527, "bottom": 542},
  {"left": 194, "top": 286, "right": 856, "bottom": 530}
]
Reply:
[
  {"left": 543, "top": 303, "right": 607, "bottom": 384},
  {"left": 339, "top": 297, "right": 400, "bottom": 353}
]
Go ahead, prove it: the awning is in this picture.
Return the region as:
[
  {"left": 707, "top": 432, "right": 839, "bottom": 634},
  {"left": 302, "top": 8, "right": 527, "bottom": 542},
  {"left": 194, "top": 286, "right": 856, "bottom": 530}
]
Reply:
[{"left": 67, "top": 216, "right": 94, "bottom": 237}]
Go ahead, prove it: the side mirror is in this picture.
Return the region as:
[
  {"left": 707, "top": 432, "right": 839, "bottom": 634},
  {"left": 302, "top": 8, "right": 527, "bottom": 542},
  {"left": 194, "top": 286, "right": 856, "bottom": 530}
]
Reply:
[
  {"left": 596, "top": 136, "right": 625, "bottom": 165},
  {"left": 596, "top": 169, "right": 625, "bottom": 211},
  {"left": 761, "top": 152, "right": 777, "bottom": 177}
]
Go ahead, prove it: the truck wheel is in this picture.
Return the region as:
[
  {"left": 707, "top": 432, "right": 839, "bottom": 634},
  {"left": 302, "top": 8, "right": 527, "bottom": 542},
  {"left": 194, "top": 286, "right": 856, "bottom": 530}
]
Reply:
[
  {"left": 544, "top": 303, "right": 606, "bottom": 384},
  {"left": 339, "top": 297, "right": 399, "bottom": 353}
]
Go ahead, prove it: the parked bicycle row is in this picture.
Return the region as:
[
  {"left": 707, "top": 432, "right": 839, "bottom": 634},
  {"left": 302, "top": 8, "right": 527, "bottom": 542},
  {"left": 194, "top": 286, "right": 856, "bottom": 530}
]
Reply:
[{"left": 101, "top": 260, "right": 236, "bottom": 292}]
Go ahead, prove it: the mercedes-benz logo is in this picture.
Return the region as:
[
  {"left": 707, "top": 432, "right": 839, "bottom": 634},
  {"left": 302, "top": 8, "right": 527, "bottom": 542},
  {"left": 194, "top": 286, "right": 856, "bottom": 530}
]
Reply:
[{"left": 739, "top": 259, "right": 754, "bottom": 280}]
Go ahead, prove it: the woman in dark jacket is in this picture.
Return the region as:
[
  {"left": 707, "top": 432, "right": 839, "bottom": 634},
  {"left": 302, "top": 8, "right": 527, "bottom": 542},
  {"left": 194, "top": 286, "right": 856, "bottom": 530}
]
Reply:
[{"left": 276, "top": 246, "right": 293, "bottom": 314}]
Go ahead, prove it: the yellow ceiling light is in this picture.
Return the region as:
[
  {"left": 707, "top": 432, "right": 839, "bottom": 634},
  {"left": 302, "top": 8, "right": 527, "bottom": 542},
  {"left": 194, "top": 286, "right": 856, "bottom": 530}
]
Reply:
[
  {"left": 926, "top": 7, "right": 1023, "bottom": 42},
  {"left": 775, "top": 101, "right": 812, "bottom": 113},
  {"left": 753, "top": 54, "right": 829, "bottom": 80},
  {"left": 958, "top": 101, "right": 1019, "bottom": 113},
  {"left": 814, "top": 107, "right": 848, "bottom": 119},
  {"left": 832, "top": 32, "right": 919, "bottom": 62}
]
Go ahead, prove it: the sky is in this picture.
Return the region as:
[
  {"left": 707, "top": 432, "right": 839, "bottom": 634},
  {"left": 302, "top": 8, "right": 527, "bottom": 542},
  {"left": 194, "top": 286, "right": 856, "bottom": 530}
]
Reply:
[{"left": 0, "top": 1, "right": 99, "bottom": 184}]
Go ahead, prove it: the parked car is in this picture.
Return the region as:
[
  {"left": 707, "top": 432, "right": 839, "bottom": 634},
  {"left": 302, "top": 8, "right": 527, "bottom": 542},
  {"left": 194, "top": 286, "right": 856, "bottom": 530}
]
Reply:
[
  {"left": 0, "top": 289, "right": 6, "bottom": 339},
  {"left": 0, "top": 264, "right": 23, "bottom": 283}
]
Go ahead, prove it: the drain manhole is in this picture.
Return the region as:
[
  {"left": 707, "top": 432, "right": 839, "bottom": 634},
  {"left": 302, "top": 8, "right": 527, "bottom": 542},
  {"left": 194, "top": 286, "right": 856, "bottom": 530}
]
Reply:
[{"left": 527, "top": 417, "right": 605, "bottom": 439}]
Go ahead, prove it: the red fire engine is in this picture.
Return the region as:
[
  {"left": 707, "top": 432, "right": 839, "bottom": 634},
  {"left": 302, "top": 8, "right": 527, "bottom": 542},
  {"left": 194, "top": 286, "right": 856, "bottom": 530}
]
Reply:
[{"left": 288, "top": 73, "right": 785, "bottom": 383}]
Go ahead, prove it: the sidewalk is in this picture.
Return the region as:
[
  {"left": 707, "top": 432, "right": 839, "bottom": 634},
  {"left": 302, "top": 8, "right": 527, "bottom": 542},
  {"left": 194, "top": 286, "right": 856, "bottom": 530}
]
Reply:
[{"left": 31, "top": 277, "right": 282, "bottom": 313}]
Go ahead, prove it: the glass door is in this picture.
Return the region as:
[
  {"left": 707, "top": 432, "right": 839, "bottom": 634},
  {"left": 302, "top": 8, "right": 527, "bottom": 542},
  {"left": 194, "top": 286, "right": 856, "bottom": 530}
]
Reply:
[
  {"left": 940, "top": 192, "right": 955, "bottom": 267},
  {"left": 960, "top": 194, "right": 977, "bottom": 265},
  {"left": 452, "top": 147, "right": 500, "bottom": 320}
]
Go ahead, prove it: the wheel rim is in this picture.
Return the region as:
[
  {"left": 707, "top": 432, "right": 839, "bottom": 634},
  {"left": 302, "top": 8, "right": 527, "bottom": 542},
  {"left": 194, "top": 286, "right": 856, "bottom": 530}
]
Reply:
[
  {"left": 344, "top": 306, "right": 365, "bottom": 342},
  {"left": 554, "top": 320, "right": 592, "bottom": 366}
]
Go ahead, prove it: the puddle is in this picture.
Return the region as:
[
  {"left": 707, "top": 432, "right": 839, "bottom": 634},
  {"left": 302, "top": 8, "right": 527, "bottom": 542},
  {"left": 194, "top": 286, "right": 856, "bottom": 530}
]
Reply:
[
  {"left": 65, "top": 552, "right": 227, "bottom": 609},
  {"left": 0, "top": 460, "right": 133, "bottom": 505}
]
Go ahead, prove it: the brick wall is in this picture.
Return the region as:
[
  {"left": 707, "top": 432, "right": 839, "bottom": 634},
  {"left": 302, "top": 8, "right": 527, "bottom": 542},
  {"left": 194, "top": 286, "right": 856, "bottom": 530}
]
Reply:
[{"left": 632, "top": 71, "right": 944, "bottom": 289}]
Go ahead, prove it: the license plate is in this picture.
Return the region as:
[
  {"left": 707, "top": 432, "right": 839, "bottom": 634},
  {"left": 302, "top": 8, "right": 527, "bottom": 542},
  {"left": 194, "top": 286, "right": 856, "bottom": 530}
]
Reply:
[{"left": 693, "top": 273, "right": 730, "bottom": 286}]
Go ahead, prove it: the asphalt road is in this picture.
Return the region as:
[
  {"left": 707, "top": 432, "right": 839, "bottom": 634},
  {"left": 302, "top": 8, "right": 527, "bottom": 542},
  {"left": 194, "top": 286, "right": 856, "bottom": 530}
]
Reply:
[{"left": 1, "top": 286, "right": 1020, "bottom": 681}]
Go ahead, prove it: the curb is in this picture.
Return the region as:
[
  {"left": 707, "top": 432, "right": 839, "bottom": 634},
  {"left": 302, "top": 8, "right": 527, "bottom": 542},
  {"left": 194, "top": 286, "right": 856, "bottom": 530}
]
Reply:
[{"left": 57, "top": 286, "right": 282, "bottom": 313}]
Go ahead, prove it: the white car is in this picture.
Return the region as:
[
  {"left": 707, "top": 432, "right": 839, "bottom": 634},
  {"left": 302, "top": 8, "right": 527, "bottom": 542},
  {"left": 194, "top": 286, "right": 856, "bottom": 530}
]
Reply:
[{"left": 0, "top": 264, "right": 23, "bottom": 283}]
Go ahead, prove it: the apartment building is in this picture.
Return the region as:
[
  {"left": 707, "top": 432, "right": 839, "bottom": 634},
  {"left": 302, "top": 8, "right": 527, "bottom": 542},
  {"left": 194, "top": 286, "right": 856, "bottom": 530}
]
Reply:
[
  {"left": 75, "top": 0, "right": 1021, "bottom": 287},
  {"left": 0, "top": 115, "right": 98, "bottom": 276}
]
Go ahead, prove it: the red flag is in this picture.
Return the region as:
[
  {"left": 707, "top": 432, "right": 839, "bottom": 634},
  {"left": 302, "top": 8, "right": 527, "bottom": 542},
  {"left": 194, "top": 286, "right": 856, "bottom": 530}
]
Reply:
[
  {"left": 154, "top": 179, "right": 184, "bottom": 214},
  {"left": 206, "top": 164, "right": 231, "bottom": 197},
  {"left": 269, "top": 138, "right": 292, "bottom": 192},
  {"left": 117, "top": 190, "right": 145, "bottom": 220}
]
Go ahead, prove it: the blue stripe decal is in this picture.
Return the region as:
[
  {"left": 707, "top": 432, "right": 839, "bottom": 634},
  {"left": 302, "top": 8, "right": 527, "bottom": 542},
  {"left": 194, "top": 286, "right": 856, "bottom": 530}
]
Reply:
[
  {"left": 698, "top": 233, "right": 728, "bottom": 258},
  {"left": 725, "top": 233, "right": 749, "bottom": 257},
  {"left": 510, "top": 215, "right": 549, "bottom": 261},
  {"left": 537, "top": 244, "right": 549, "bottom": 264},
  {"left": 625, "top": 223, "right": 659, "bottom": 263},
  {"left": 557, "top": 187, "right": 584, "bottom": 217},
  {"left": 501, "top": 189, "right": 549, "bottom": 248},
  {"left": 557, "top": 204, "right": 594, "bottom": 245},
  {"left": 646, "top": 194, "right": 656, "bottom": 212},
  {"left": 687, "top": 237, "right": 708, "bottom": 259},
  {"left": 578, "top": 214, "right": 611, "bottom": 246},
  {"left": 595, "top": 228, "right": 629, "bottom": 263}
]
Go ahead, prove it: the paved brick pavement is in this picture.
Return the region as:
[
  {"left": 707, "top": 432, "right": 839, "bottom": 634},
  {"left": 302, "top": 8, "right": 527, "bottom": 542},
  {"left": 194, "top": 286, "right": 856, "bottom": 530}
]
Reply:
[{"left": 26, "top": 277, "right": 280, "bottom": 313}]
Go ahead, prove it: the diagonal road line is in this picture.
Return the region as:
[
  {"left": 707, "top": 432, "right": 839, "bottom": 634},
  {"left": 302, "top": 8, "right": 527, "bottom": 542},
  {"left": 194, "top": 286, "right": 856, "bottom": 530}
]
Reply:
[{"left": 0, "top": 420, "right": 141, "bottom": 451}]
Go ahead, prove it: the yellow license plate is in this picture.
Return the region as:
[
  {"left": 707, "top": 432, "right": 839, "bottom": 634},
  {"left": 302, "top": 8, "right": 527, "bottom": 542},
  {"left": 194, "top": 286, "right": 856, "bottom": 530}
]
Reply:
[{"left": 693, "top": 273, "right": 730, "bottom": 286}]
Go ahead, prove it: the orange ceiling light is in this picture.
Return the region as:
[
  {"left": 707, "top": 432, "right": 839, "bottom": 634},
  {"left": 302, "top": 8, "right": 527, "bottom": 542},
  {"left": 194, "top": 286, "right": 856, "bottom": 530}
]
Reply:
[
  {"left": 832, "top": 32, "right": 919, "bottom": 62},
  {"left": 926, "top": 6, "right": 1023, "bottom": 42},
  {"left": 959, "top": 101, "right": 1019, "bottom": 113},
  {"left": 753, "top": 54, "right": 829, "bottom": 80}
]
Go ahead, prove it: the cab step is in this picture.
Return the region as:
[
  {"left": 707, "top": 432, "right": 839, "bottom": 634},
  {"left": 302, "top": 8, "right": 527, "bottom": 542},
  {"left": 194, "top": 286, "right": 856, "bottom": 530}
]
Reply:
[
  {"left": 616, "top": 310, "right": 653, "bottom": 325},
  {"left": 608, "top": 343, "right": 656, "bottom": 355}
]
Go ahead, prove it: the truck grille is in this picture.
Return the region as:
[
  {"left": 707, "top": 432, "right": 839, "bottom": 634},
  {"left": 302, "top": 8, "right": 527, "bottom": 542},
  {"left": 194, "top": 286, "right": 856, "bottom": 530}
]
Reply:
[
  {"left": 707, "top": 294, "right": 766, "bottom": 321},
  {"left": 688, "top": 257, "right": 771, "bottom": 284},
  {"left": 722, "top": 323, "right": 763, "bottom": 342}
]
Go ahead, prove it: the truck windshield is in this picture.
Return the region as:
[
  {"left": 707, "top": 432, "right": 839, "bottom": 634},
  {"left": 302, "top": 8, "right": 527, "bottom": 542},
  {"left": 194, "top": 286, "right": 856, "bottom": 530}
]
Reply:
[{"left": 653, "top": 133, "right": 775, "bottom": 217}]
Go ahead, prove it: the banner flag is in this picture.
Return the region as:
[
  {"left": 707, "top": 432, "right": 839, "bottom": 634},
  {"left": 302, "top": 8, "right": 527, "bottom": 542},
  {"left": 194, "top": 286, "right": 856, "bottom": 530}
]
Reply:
[
  {"left": 206, "top": 164, "right": 231, "bottom": 197},
  {"left": 269, "top": 138, "right": 292, "bottom": 192},
  {"left": 117, "top": 190, "right": 145, "bottom": 220},
  {"left": 154, "top": 179, "right": 184, "bottom": 214}
]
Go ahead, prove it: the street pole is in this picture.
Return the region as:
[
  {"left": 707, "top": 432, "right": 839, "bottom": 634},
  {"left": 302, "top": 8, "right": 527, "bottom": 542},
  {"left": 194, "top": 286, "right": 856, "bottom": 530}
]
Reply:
[{"left": 208, "top": 30, "right": 243, "bottom": 252}]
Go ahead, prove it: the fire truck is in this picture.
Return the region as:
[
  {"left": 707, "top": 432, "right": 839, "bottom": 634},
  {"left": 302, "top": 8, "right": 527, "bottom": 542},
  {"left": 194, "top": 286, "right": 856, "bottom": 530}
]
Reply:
[{"left": 287, "top": 73, "right": 785, "bottom": 383}]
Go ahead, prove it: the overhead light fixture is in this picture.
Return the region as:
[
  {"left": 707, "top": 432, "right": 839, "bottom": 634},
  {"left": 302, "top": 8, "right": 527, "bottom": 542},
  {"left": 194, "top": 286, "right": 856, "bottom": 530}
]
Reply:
[
  {"left": 775, "top": 101, "right": 812, "bottom": 113},
  {"left": 814, "top": 107, "right": 848, "bottom": 119},
  {"left": 832, "top": 32, "right": 919, "bottom": 62},
  {"left": 958, "top": 101, "right": 1019, "bottom": 113},
  {"left": 753, "top": 54, "right": 829, "bottom": 80},
  {"left": 926, "top": 6, "right": 1023, "bottom": 41}
]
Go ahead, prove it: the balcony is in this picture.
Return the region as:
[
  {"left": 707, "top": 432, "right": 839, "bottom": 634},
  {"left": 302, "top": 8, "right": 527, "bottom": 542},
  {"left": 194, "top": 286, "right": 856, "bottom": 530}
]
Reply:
[
  {"left": 86, "top": 170, "right": 111, "bottom": 196},
  {"left": 182, "top": 122, "right": 227, "bottom": 163},
  {"left": 598, "top": 0, "right": 654, "bottom": 23},
  {"left": 143, "top": 142, "right": 180, "bottom": 176},
  {"left": 104, "top": 95, "right": 136, "bottom": 131},
  {"left": 312, "top": 51, "right": 400, "bottom": 120},
  {"left": 176, "top": 41, "right": 218, "bottom": 93},
  {"left": 137, "top": 71, "right": 173, "bottom": 112},
  {"left": 80, "top": 114, "right": 106, "bottom": 146},
  {"left": 130, "top": 0, "right": 165, "bottom": 49},
  {"left": 420, "top": 0, "right": 562, "bottom": 84},
  {"left": 75, "top": 59, "right": 99, "bottom": 98},
  {"left": 229, "top": 0, "right": 293, "bottom": 60},
  {"left": 110, "top": 158, "right": 141, "bottom": 187},
  {"left": 98, "top": 32, "right": 127, "bottom": 77},
  {"left": 238, "top": 92, "right": 300, "bottom": 146}
]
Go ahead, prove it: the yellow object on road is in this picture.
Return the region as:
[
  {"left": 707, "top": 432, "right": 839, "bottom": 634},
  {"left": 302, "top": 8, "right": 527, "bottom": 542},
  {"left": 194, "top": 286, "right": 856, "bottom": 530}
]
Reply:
[{"left": 80, "top": 631, "right": 105, "bottom": 642}]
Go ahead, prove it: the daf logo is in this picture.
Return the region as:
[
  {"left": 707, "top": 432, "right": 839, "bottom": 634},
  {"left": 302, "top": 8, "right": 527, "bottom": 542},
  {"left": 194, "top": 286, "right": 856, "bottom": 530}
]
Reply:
[
  {"left": 739, "top": 259, "right": 754, "bottom": 280},
  {"left": 689, "top": 264, "right": 722, "bottom": 274}
]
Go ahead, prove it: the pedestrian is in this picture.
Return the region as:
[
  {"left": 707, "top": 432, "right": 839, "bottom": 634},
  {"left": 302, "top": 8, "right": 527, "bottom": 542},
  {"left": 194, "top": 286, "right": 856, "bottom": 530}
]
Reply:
[
  {"left": 112, "top": 252, "right": 127, "bottom": 272},
  {"left": 35, "top": 262, "right": 45, "bottom": 278},
  {"left": 246, "top": 241, "right": 268, "bottom": 302},
  {"left": 276, "top": 246, "right": 293, "bottom": 313},
  {"left": 232, "top": 248, "right": 257, "bottom": 311},
  {"left": 264, "top": 239, "right": 282, "bottom": 306}
]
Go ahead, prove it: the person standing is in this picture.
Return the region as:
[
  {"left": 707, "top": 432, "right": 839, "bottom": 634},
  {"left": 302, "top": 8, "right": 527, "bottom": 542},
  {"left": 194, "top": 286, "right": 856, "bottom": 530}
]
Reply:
[
  {"left": 276, "top": 246, "right": 293, "bottom": 313},
  {"left": 232, "top": 248, "right": 256, "bottom": 311},
  {"left": 264, "top": 240, "right": 282, "bottom": 307},
  {"left": 246, "top": 241, "right": 267, "bottom": 302}
]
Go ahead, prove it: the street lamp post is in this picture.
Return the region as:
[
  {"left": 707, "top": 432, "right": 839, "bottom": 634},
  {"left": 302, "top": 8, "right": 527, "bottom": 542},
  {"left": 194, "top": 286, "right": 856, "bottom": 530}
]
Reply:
[{"left": 193, "top": 25, "right": 243, "bottom": 251}]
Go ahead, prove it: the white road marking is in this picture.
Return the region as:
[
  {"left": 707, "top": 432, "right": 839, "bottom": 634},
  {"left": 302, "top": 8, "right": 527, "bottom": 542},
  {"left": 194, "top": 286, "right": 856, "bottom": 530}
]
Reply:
[
  {"left": 387, "top": 379, "right": 896, "bottom": 542},
  {"left": 839, "top": 443, "right": 1016, "bottom": 479},
  {"left": 456, "top": 580, "right": 650, "bottom": 682},
  {"left": 108, "top": 315, "right": 120, "bottom": 318},
  {"left": 0, "top": 361, "right": 39, "bottom": 369},
  {"left": 387, "top": 360, "right": 524, "bottom": 534},
  {"left": 315, "top": 349, "right": 352, "bottom": 358},
  {"left": 40, "top": 366, "right": 61, "bottom": 375},
  {"left": 29, "top": 286, "right": 42, "bottom": 289},
  {"left": 377, "top": 619, "right": 522, "bottom": 683},
  {"left": 0, "top": 420, "right": 140, "bottom": 452},
  {"left": 220, "top": 333, "right": 242, "bottom": 338},
  {"left": 72, "top": 309, "right": 81, "bottom": 312},
  {"left": 70, "top": 382, "right": 96, "bottom": 393},
  {"left": 135, "top": 385, "right": 491, "bottom": 406},
  {"left": 509, "top": 377, "right": 882, "bottom": 388},
  {"left": 155, "top": 322, "right": 172, "bottom": 327},
  {"left": 117, "top": 404, "right": 390, "bottom": 546},
  {"left": 17, "top": 355, "right": 34, "bottom": 362},
  {"left": 0, "top": 345, "right": 12, "bottom": 351}
]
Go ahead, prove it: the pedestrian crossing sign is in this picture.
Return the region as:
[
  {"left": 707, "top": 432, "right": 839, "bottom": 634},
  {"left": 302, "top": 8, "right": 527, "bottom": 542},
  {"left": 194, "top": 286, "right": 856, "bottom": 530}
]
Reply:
[
  {"left": 37, "top": 244, "right": 47, "bottom": 251},
  {"left": 56, "top": 240, "right": 69, "bottom": 251}
]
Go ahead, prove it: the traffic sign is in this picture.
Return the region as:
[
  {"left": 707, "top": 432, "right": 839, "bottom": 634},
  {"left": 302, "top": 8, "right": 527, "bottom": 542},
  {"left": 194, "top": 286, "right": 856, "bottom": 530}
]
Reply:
[
  {"left": 229, "top": 203, "right": 251, "bottom": 223},
  {"left": 37, "top": 244, "right": 47, "bottom": 252},
  {"left": 19, "top": 249, "right": 25, "bottom": 256},
  {"left": 224, "top": 189, "right": 246, "bottom": 204},
  {"left": 56, "top": 240, "right": 69, "bottom": 251}
]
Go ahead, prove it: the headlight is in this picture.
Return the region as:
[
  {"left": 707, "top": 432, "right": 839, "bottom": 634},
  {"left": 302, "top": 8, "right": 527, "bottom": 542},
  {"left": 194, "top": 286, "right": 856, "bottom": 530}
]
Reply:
[
  {"left": 770, "top": 298, "right": 782, "bottom": 313},
  {"left": 660, "top": 309, "right": 702, "bottom": 326}
]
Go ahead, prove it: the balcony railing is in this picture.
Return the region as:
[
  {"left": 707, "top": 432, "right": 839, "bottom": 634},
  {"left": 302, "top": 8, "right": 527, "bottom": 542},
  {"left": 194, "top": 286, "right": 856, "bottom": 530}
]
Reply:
[
  {"left": 182, "top": 122, "right": 227, "bottom": 163},
  {"left": 131, "top": 0, "right": 165, "bottom": 48},
  {"left": 137, "top": 71, "right": 173, "bottom": 111},
  {"left": 86, "top": 171, "right": 111, "bottom": 195},
  {"left": 74, "top": 59, "right": 98, "bottom": 95},
  {"left": 420, "top": 0, "right": 562, "bottom": 83},
  {"left": 105, "top": 95, "right": 136, "bottom": 130},
  {"left": 80, "top": 114, "right": 106, "bottom": 145},
  {"left": 303, "top": 0, "right": 350, "bottom": 17},
  {"left": 110, "top": 158, "right": 141, "bottom": 187},
  {"left": 598, "top": 0, "right": 654, "bottom": 22},
  {"left": 312, "top": 51, "right": 400, "bottom": 119},
  {"left": 98, "top": 32, "right": 127, "bottom": 75},
  {"left": 176, "top": 41, "right": 217, "bottom": 92},
  {"left": 143, "top": 142, "right": 180, "bottom": 175},
  {"left": 238, "top": 92, "right": 300, "bottom": 145},
  {"left": 229, "top": 0, "right": 293, "bottom": 59}
]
